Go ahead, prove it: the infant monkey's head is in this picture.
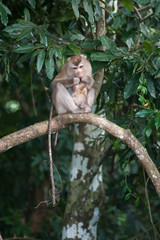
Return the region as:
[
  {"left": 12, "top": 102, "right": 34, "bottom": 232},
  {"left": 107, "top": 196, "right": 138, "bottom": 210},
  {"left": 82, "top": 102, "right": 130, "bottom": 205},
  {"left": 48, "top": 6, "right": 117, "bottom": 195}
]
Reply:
[{"left": 73, "top": 82, "right": 87, "bottom": 92}]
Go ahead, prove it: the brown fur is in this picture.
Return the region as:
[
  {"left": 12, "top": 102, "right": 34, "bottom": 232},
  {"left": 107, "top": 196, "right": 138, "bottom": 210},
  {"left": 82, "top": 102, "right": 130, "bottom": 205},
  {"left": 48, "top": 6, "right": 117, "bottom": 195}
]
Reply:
[
  {"left": 72, "top": 82, "right": 88, "bottom": 107},
  {"left": 68, "top": 55, "right": 82, "bottom": 66}
]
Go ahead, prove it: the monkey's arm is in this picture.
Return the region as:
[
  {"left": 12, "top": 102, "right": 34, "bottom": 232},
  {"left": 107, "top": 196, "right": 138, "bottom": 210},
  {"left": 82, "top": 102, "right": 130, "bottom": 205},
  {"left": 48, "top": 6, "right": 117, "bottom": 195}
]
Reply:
[
  {"left": 52, "top": 77, "right": 80, "bottom": 89},
  {"left": 87, "top": 87, "right": 95, "bottom": 107}
]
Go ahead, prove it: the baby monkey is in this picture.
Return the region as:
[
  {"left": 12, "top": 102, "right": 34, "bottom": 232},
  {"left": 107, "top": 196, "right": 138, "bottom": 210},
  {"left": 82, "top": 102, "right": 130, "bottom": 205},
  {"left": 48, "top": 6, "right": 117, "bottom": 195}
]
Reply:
[{"left": 72, "top": 82, "right": 91, "bottom": 112}]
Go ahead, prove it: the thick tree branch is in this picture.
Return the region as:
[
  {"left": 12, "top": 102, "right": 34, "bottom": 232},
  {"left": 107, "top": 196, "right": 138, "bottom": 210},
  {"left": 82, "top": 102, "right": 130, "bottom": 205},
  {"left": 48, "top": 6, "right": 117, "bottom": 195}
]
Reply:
[
  {"left": 0, "top": 113, "right": 160, "bottom": 198},
  {"left": 94, "top": 0, "right": 106, "bottom": 99}
]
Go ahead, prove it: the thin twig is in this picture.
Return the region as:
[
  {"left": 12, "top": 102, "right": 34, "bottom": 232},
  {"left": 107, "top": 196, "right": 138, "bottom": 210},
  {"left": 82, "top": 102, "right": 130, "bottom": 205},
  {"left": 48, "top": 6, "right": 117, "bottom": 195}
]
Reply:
[
  {"left": 134, "top": 7, "right": 142, "bottom": 21},
  {"left": 40, "top": 77, "right": 50, "bottom": 101},
  {"left": 137, "top": 4, "right": 151, "bottom": 11},
  {"left": 30, "top": 69, "right": 37, "bottom": 116},
  {"left": 143, "top": 168, "right": 160, "bottom": 238},
  {"left": 141, "top": 12, "right": 153, "bottom": 22},
  {"left": 131, "top": 103, "right": 149, "bottom": 110},
  {"left": 129, "top": 221, "right": 160, "bottom": 239}
]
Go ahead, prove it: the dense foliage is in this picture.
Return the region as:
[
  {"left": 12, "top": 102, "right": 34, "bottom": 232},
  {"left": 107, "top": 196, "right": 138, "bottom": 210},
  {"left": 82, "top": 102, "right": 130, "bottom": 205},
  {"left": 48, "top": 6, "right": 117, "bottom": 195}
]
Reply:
[{"left": 0, "top": 0, "right": 160, "bottom": 239}]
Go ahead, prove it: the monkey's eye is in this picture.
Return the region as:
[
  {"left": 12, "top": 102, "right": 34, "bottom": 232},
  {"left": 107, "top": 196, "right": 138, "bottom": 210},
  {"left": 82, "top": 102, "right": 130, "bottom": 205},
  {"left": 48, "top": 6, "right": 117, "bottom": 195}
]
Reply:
[
  {"left": 72, "top": 67, "right": 77, "bottom": 70},
  {"left": 79, "top": 65, "right": 83, "bottom": 68}
]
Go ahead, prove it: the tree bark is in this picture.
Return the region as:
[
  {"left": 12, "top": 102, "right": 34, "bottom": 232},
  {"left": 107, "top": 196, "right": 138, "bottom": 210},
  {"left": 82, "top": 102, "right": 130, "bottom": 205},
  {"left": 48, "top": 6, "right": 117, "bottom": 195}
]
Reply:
[{"left": 62, "top": 123, "right": 104, "bottom": 240}]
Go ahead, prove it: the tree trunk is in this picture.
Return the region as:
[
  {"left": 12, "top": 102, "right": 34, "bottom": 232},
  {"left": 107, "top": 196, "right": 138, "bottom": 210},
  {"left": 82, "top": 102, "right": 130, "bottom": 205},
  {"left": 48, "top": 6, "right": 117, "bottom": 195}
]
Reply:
[
  {"left": 62, "top": 1, "right": 106, "bottom": 239},
  {"left": 62, "top": 124, "right": 105, "bottom": 240}
]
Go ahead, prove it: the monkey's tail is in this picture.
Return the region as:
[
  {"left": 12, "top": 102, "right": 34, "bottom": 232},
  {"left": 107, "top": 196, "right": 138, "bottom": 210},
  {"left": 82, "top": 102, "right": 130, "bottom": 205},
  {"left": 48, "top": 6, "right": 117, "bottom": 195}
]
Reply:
[
  {"left": 48, "top": 104, "right": 56, "bottom": 206},
  {"left": 48, "top": 104, "right": 63, "bottom": 206}
]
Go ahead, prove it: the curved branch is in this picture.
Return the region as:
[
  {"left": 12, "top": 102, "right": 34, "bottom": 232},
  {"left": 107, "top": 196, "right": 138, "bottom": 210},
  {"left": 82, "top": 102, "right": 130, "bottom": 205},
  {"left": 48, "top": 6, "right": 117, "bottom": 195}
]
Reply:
[{"left": 0, "top": 113, "right": 160, "bottom": 198}]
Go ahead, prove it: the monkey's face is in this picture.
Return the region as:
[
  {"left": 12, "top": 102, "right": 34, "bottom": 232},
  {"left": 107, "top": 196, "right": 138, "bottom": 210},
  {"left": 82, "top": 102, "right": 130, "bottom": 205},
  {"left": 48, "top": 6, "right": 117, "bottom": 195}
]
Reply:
[
  {"left": 71, "top": 63, "right": 84, "bottom": 78},
  {"left": 67, "top": 55, "right": 84, "bottom": 78},
  {"left": 73, "top": 82, "right": 87, "bottom": 91}
]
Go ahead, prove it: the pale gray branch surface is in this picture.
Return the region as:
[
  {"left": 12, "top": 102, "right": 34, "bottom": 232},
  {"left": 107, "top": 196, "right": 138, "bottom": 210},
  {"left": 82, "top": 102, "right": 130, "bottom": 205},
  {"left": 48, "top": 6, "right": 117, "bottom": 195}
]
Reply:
[{"left": 0, "top": 113, "right": 160, "bottom": 198}]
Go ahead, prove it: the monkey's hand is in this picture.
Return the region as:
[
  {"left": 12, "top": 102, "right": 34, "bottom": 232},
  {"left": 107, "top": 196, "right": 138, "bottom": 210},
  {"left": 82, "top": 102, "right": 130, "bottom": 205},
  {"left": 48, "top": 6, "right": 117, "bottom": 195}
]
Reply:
[
  {"left": 81, "top": 76, "right": 94, "bottom": 89},
  {"left": 81, "top": 75, "right": 88, "bottom": 83},
  {"left": 73, "top": 77, "right": 80, "bottom": 85}
]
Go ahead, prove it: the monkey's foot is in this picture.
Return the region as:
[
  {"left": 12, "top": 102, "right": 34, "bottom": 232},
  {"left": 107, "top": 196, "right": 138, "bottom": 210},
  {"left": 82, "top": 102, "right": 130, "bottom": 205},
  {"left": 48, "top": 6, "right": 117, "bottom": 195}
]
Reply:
[{"left": 80, "top": 103, "right": 91, "bottom": 113}]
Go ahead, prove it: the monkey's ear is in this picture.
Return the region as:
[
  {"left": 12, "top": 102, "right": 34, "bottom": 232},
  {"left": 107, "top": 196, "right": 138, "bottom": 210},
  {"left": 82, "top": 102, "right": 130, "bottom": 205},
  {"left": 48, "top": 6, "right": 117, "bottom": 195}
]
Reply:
[
  {"left": 80, "top": 54, "right": 87, "bottom": 59},
  {"left": 67, "top": 57, "right": 71, "bottom": 62}
]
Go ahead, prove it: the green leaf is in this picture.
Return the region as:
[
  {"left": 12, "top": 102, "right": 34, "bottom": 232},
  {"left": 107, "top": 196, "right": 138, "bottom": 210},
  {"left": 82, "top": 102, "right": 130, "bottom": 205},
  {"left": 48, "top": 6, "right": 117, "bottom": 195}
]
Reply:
[
  {"left": 14, "top": 44, "right": 35, "bottom": 53},
  {"left": 92, "top": 61, "right": 106, "bottom": 74},
  {"left": 122, "top": 161, "right": 128, "bottom": 170},
  {"left": 4, "top": 24, "right": 20, "bottom": 33},
  {"left": 138, "top": 95, "right": 145, "bottom": 106},
  {"left": 55, "top": 48, "right": 62, "bottom": 59},
  {"left": 49, "top": 48, "right": 55, "bottom": 59},
  {"left": 40, "top": 32, "right": 48, "bottom": 46},
  {"left": 93, "top": 0, "right": 101, "bottom": 21},
  {"left": 155, "top": 2, "right": 160, "bottom": 14},
  {"left": 120, "top": 180, "right": 125, "bottom": 187},
  {"left": 83, "top": 0, "right": 94, "bottom": 24},
  {"left": 100, "top": 35, "right": 116, "bottom": 51},
  {"left": 100, "top": 36, "right": 123, "bottom": 56},
  {"left": 140, "top": 23, "right": 150, "bottom": 37},
  {"left": 68, "top": 44, "right": 80, "bottom": 55},
  {"left": 16, "top": 28, "right": 32, "bottom": 41},
  {"left": 126, "top": 38, "right": 134, "bottom": 49},
  {"left": 37, "top": 49, "right": 46, "bottom": 73},
  {"left": 1, "top": 2, "right": 11, "bottom": 15},
  {"left": 139, "top": 75, "right": 145, "bottom": 84},
  {"left": 143, "top": 118, "right": 154, "bottom": 137},
  {"left": 113, "top": 139, "right": 120, "bottom": 150},
  {"left": 121, "top": 0, "right": 134, "bottom": 11},
  {"left": 143, "top": 42, "right": 152, "bottom": 56},
  {"left": 17, "top": 53, "right": 32, "bottom": 64},
  {"left": 146, "top": 76, "right": 156, "bottom": 98},
  {"left": 45, "top": 57, "right": 55, "bottom": 80},
  {"left": 155, "top": 112, "right": 160, "bottom": 130},
  {"left": 141, "top": 86, "right": 147, "bottom": 95},
  {"left": 91, "top": 52, "right": 116, "bottom": 61},
  {"left": 24, "top": 8, "right": 31, "bottom": 22},
  {"left": 3, "top": 21, "right": 37, "bottom": 34},
  {"left": 123, "top": 171, "right": 129, "bottom": 177},
  {"left": 135, "top": 198, "right": 140, "bottom": 207},
  {"left": 113, "top": 16, "right": 122, "bottom": 29},
  {"left": 32, "top": 49, "right": 42, "bottom": 57},
  {"left": 71, "top": 33, "right": 85, "bottom": 41},
  {"left": 135, "top": 109, "right": 157, "bottom": 118},
  {"left": 145, "top": 128, "right": 152, "bottom": 137},
  {"left": 122, "top": 186, "right": 128, "bottom": 194},
  {"left": 125, "top": 193, "right": 131, "bottom": 201},
  {"left": 150, "top": 31, "right": 160, "bottom": 41},
  {"left": 28, "top": 0, "right": 36, "bottom": 9},
  {"left": 72, "top": 0, "right": 80, "bottom": 19},
  {"left": 0, "top": 2, "right": 8, "bottom": 26},
  {"left": 144, "top": 117, "right": 154, "bottom": 137},
  {"left": 124, "top": 75, "right": 139, "bottom": 99}
]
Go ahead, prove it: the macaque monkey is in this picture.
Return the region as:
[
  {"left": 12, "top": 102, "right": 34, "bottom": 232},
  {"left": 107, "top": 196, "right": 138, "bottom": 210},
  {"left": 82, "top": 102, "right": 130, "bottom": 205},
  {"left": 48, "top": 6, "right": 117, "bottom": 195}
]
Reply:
[
  {"left": 48, "top": 55, "right": 95, "bottom": 205},
  {"left": 51, "top": 54, "right": 95, "bottom": 114}
]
